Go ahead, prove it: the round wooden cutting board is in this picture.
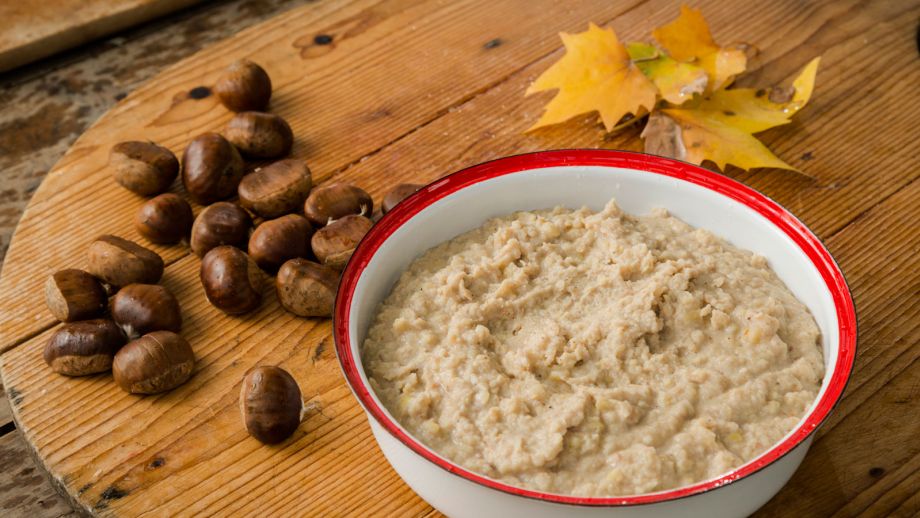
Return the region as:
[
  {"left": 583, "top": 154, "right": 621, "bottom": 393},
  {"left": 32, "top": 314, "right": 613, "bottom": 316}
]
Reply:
[{"left": 0, "top": 0, "right": 669, "bottom": 515}]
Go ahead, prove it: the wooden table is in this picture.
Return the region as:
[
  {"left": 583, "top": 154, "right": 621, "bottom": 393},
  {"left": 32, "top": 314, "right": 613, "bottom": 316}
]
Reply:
[{"left": 0, "top": 0, "right": 917, "bottom": 516}]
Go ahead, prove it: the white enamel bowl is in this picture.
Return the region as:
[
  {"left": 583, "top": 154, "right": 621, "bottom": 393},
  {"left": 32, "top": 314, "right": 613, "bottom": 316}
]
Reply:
[{"left": 333, "top": 150, "right": 856, "bottom": 518}]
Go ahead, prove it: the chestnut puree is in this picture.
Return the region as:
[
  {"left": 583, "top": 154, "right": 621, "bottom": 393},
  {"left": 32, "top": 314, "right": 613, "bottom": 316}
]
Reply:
[{"left": 363, "top": 200, "right": 823, "bottom": 496}]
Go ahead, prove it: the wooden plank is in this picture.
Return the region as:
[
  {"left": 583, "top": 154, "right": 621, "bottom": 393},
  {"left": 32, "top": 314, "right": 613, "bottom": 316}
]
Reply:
[
  {"left": 751, "top": 180, "right": 920, "bottom": 516},
  {"left": 0, "top": 380, "right": 11, "bottom": 430},
  {"left": 836, "top": 451, "right": 920, "bottom": 517},
  {"left": 332, "top": 0, "right": 920, "bottom": 241},
  {"left": 0, "top": 432, "right": 74, "bottom": 517},
  {"left": 0, "top": 0, "right": 309, "bottom": 265},
  {"left": 0, "top": 255, "right": 431, "bottom": 515},
  {"left": 0, "top": 0, "right": 917, "bottom": 515},
  {"left": 889, "top": 487, "right": 920, "bottom": 518},
  {"left": 0, "top": 0, "right": 654, "bottom": 351},
  {"left": 815, "top": 179, "right": 920, "bottom": 434},
  {"left": 754, "top": 358, "right": 920, "bottom": 517},
  {"left": 0, "top": 0, "right": 204, "bottom": 73}
]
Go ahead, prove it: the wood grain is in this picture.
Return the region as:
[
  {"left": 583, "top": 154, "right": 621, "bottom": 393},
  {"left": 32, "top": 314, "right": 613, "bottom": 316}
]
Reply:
[
  {"left": 0, "top": 0, "right": 917, "bottom": 516},
  {"left": 753, "top": 179, "right": 920, "bottom": 517},
  {"left": 0, "top": 0, "right": 204, "bottom": 72},
  {"left": 0, "top": 0, "right": 658, "bottom": 352},
  {"left": 0, "top": 433, "right": 74, "bottom": 517},
  {"left": 0, "top": 381, "right": 11, "bottom": 430}
]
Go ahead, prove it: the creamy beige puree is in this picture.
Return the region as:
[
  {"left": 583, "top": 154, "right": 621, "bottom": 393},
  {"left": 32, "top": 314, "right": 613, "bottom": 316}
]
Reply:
[{"left": 362, "top": 200, "right": 824, "bottom": 496}]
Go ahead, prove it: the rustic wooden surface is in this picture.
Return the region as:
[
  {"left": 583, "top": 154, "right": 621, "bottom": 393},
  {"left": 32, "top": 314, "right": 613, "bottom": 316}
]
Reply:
[
  {"left": 0, "top": 0, "right": 918, "bottom": 516},
  {"left": 0, "top": 0, "right": 205, "bottom": 73}
]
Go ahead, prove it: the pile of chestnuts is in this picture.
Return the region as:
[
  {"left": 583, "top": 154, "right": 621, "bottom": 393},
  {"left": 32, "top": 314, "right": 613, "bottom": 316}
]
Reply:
[
  {"left": 44, "top": 236, "right": 194, "bottom": 395},
  {"left": 44, "top": 58, "right": 424, "bottom": 445}
]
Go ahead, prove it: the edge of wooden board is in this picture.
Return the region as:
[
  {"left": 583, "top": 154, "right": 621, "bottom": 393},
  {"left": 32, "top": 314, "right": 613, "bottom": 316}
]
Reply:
[{"left": 0, "top": 0, "right": 206, "bottom": 73}]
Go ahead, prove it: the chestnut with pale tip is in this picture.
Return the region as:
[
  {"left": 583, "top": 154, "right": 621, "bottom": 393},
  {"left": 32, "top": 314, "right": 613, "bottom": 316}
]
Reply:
[
  {"left": 135, "top": 193, "right": 193, "bottom": 244},
  {"left": 382, "top": 183, "right": 424, "bottom": 214},
  {"left": 111, "top": 284, "right": 182, "bottom": 338},
  {"left": 200, "top": 246, "right": 263, "bottom": 314},
  {"left": 113, "top": 331, "right": 195, "bottom": 394},
  {"left": 215, "top": 59, "right": 272, "bottom": 112},
  {"left": 190, "top": 202, "right": 252, "bottom": 257},
  {"left": 275, "top": 258, "right": 338, "bottom": 317},
  {"left": 44, "top": 269, "right": 107, "bottom": 322},
  {"left": 182, "top": 132, "right": 245, "bottom": 204},
  {"left": 110, "top": 141, "right": 179, "bottom": 196},
  {"left": 87, "top": 235, "right": 164, "bottom": 287},
  {"left": 224, "top": 112, "right": 293, "bottom": 159},
  {"left": 311, "top": 214, "right": 373, "bottom": 270},
  {"left": 44, "top": 319, "right": 127, "bottom": 376},
  {"left": 240, "top": 366, "right": 304, "bottom": 444},
  {"left": 237, "top": 159, "right": 312, "bottom": 218},
  {"left": 248, "top": 214, "right": 313, "bottom": 272},
  {"left": 303, "top": 183, "right": 373, "bottom": 227}
]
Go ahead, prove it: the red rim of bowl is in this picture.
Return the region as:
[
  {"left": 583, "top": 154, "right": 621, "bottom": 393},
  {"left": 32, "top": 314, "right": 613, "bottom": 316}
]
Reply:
[{"left": 333, "top": 149, "right": 857, "bottom": 506}]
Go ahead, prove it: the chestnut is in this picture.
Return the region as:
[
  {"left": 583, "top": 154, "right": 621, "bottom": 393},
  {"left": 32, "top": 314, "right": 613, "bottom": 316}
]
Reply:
[
  {"left": 310, "top": 214, "right": 373, "bottom": 270},
  {"left": 382, "top": 183, "right": 423, "bottom": 214},
  {"left": 223, "top": 112, "right": 293, "bottom": 159},
  {"left": 248, "top": 214, "right": 313, "bottom": 272},
  {"left": 44, "top": 269, "right": 107, "bottom": 322},
  {"left": 215, "top": 59, "right": 272, "bottom": 112},
  {"left": 44, "top": 319, "right": 127, "bottom": 376},
  {"left": 113, "top": 330, "right": 195, "bottom": 394},
  {"left": 181, "top": 132, "right": 245, "bottom": 204},
  {"left": 240, "top": 366, "right": 303, "bottom": 444},
  {"left": 111, "top": 284, "right": 182, "bottom": 338},
  {"left": 110, "top": 141, "right": 179, "bottom": 196},
  {"left": 134, "top": 193, "right": 193, "bottom": 244},
  {"left": 237, "top": 159, "right": 312, "bottom": 218},
  {"left": 87, "top": 235, "right": 164, "bottom": 287},
  {"left": 303, "top": 183, "right": 373, "bottom": 227},
  {"left": 275, "top": 259, "right": 338, "bottom": 317},
  {"left": 200, "top": 246, "right": 263, "bottom": 314},
  {"left": 190, "top": 202, "right": 253, "bottom": 257}
]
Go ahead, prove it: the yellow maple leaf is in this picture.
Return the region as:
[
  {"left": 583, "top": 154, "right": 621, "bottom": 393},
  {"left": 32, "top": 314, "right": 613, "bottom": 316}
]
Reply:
[
  {"left": 526, "top": 23, "right": 657, "bottom": 132},
  {"left": 643, "top": 57, "right": 820, "bottom": 171},
  {"left": 652, "top": 5, "right": 746, "bottom": 91},
  {"left": 627, "top": 42, "right": 708, "bottom": 105}
]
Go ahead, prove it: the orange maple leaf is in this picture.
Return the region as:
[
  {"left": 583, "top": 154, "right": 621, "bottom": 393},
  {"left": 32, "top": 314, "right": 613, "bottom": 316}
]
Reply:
[
  {"left": 652, "top": 5, "right": 746, "bottom": 91},
  {"left": 627, "top": 42, "right": 707, "bottom": 105},
  {"left": 526, "top": 23, "right": 657, "bottom": 132},
  {"left": 643, "top": 58, "right": 820, "bottom": 172}
]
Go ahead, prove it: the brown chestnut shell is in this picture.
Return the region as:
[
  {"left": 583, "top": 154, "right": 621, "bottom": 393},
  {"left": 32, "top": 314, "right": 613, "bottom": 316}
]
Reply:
[
  {"left": 310, "top": 214, "right": 373, "bottom": 270},
  {"left": 382, "top": 183, "right": 424, "bottom": 214},
  {"left": 200, "top": 246, "right": 263, "bottom": 314},
  {"left": 237, "top": 159, "right": 312, "bottom": 218},
  {"left": 113, "top": 330, "right": 195, "bottom": 394},
  {"left": 215, "top": 59, "right": 272, "bottom": 112},
  {"left": 190, "top": 202, "right": 253, "bottom": 257},
  {"left": 248, "top": 214, "right": 313, "bottom": 272},
  {"left": 110, "top": 141, "right": 179, "bottom": 196},
  {"left": 135, "top": 193, "right": 193, "bottom": 244},
  {"left": 87, "top": 235, "right": 164, "bottom": 287},
  {"left": 303, "top": 183, "right": 373, "bottom": 227},
  {"left": 223, "top": 112, "right": 293, "bottom": 159},
  {"left": 44, "top": 269, "right": 107, "bottom": 322},
  {"left": 44, "top": 319, "right": 127, "bottom": 376},
  {"left": 275, "top": 259, "right": 338, "bottom": 317},
  {"left": 240, "top": 366, "right": 303, "bottom": 444},
  {"left": 111, "top": 283, "right": 182, "bottom": 338},
  {"left": 181, "top": 132, "right": 245, "bottom": 204}
]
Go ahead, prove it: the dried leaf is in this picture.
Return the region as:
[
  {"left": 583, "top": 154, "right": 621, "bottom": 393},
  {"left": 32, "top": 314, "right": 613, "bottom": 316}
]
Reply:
[
  {"left": 641, "top": 112, "right": 685, "bottom": 158},
  {"left": 652, "top": 5, "right": 746, "bottom": 91},
  {"left": 627, "top": 42, "right": 708, "bottom": 105},
  {"left": 526, "top": 23, "right": 657, "bottom": 132},
  {"left": 646, "top": 58, "right": 820, "bottom": 172}
]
